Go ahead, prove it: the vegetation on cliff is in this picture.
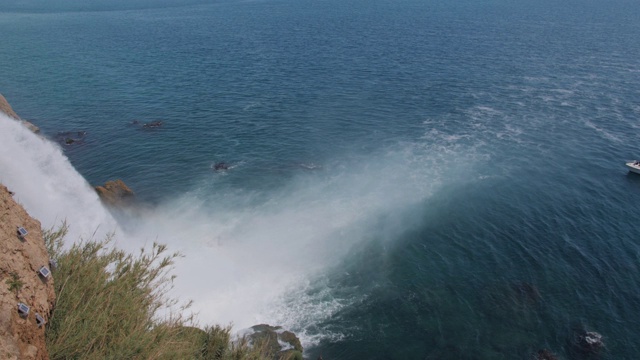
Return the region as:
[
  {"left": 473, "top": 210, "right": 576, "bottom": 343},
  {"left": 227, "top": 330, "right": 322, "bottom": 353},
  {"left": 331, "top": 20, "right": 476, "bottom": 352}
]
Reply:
[{"left": 43, "top": 223, "right": 299, "bottom": 360}]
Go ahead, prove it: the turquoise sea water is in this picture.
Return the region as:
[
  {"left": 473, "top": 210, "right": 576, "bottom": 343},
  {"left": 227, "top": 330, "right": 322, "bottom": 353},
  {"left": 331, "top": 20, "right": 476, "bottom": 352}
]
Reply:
[{"left": 2, "top": 0, "right": 640, "bottom": 358}]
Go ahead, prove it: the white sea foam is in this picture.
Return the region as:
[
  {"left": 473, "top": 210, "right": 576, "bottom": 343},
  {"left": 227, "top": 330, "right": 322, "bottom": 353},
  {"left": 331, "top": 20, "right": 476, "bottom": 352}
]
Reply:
[{"left": 584, "top": 120, "right": 622, "bottom": 143}]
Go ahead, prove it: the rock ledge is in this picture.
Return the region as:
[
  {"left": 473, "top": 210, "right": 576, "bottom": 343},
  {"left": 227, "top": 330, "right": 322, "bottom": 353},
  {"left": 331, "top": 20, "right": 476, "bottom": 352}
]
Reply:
[
  {"left": 94, "top": 180, "right": 135, "bottom": 206},
  {"left": 0, "top": 184, "right": 55, "bottom": 360}
]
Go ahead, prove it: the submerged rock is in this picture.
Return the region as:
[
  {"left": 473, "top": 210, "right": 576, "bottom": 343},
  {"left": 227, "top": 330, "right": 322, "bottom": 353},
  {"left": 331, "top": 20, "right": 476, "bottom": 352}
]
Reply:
[
  {"left": 56, "top": 131, "right": 87, "bottom": 146},
  {"left": 570, "top": 327, "right": 604, "bottom": 358},
  {"left": 142, "top": 120, "right": 164, "bottom": 129},
  {"left": 478, "top": 280, "right": 543, "bottom": 324},
  {"left": 213, "top": 162, "right": 230, "bottom": 171},
  {"left": 248, "top": 324, "right": 303, "bottom": 360},
  {"left": 511, "top": 282, "right": 542, "bottom": 304},
  {"left": 578, "top": 331, "right": 604, "bottom": 353},
  {"left": 94, "top": 179, "right": 135, "bottom": 206},
  {"left": 533, "top": 349, "right": 559, "bottom": 360},
  {"left": 130, "top": 119, "right": 164, "bottom": 130}
]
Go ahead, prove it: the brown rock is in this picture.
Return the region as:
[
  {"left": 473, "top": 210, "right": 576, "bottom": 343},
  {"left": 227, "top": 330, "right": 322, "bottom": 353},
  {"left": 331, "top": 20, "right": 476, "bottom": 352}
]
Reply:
[
  {"left": 0, "top": 93, "right": 40, "bottom": 133},
  {"left": 21, "top": 121, "right": 40, "bottom": 134},
  {"left": 0, "top": 94, "right": 20, "bottom": 119},
  {"left": 0, "top": 184, "right": 55, "bottom": 360},
  {"left": 94, "top": 179, "right": 135, "bottom": 206},
  {"left": 248, "top": 324, "right": 303, "bottom": 359}
]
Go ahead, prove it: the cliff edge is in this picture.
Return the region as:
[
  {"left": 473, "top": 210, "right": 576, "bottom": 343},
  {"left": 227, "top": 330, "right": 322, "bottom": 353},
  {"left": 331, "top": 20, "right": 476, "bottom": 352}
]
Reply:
[
  {"left": 0, "top": 94, "right": 40, "bottom": 133},
  {"left": 0, "top": 94, "right": 20, "bottom": 119},
  {"left": 0, "top": 185, "right": 55, "bottom": 360}
]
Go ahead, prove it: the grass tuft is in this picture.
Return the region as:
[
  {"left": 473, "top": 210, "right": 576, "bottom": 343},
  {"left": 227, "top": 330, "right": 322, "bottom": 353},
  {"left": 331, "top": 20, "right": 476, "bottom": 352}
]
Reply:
[{"left": 6, "top": 272, "right": 24, "bottom": 295}]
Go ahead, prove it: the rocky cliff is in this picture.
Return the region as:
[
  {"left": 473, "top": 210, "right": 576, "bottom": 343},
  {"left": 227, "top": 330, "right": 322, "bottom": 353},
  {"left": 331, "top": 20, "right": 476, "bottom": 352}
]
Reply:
[
  {"left": 0, "top": 94, "right": 20, "bottom": 119},
  {"left": 0, "top": 93, "right": 53, "bottom": 359},
  {"left": 0, "top": 94, "right": 306, "bottom": 360},
  {"left": 0, "top": 184, "right": 55, "bottom": 360},
  {"left": 0, "top": 94, "right": 40, "bottom": 133}
]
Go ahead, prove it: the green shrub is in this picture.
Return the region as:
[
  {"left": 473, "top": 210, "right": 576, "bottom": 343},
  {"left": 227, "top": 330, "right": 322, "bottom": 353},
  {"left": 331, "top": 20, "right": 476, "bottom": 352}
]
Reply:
[
  {"left": 43, "top": 223, "right": 282, "bottom": 360},
  {"left": 6, "top": 272, "right": 24, "bottom": 295}
]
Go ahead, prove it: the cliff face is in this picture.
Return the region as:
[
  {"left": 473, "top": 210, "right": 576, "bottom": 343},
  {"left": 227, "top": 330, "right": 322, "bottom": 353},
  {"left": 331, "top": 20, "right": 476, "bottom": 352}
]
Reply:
[
  {"left": 0, "top": 185, "right": 55, "bottom": 360},
  {"left": 0, "top": 94, "right": 40, "bottom": 133},
  {"left": 0, "top": 94, "right": 20, "bottom": 119}
]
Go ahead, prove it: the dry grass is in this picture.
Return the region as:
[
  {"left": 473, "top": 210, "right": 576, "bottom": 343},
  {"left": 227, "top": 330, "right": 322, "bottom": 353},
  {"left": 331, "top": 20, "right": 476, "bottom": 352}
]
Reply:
[{"left": 43, "top": 223, "right": 289, "bottom": 360}]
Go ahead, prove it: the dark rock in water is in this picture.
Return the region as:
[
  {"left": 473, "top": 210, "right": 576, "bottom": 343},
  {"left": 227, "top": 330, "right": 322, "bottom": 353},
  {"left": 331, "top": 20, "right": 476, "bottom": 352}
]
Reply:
[
  {"left": 533, "top": 349, "right": 559, "bottom": 360},
  {"left": 579, "top": 331, "right": 604, "bottom": 353},
  {"left": 248, "top": 324, "right": 303, "bottom": 360},
  {"left": 570, "top": 328, "right": 604, "bottom": 357},
  {"left": 142, "top": 120, "right": 163, "bottom": 128},
  {"left": 94, "top": 179, "right": 135, "bottom": 206},
  {"left": 56, "top": 130, "right": 87, "bottom": 146},
  {"left": 478, "top": 281, "right": 542, "bottom": 324},
  {"left": 511, "top": 282, "right": 541, "bottom": 304},
  {"left": 131, "top": 119, "right": 164, "bottom": 130},
  {"left": 213, "top": 162, "right": 230, "bottom": 171}
]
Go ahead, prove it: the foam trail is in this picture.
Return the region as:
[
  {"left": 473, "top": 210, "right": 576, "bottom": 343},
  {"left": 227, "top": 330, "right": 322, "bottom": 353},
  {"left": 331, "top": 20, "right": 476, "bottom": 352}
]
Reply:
[{"left": 0, "top": 113, "right": 119, "bottom": 241}]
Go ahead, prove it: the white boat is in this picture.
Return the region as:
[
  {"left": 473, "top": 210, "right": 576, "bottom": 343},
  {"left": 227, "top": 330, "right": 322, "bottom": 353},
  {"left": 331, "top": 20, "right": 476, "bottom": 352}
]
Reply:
[{"left": 626, "top": 161, "right": 640, "bottom": 174}]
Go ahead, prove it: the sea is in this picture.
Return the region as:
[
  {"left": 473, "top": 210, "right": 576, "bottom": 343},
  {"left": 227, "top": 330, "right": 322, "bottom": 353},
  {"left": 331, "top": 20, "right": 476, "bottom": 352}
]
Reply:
[{"left": 1, "top": 0, "right": 640, "bottom": 358}]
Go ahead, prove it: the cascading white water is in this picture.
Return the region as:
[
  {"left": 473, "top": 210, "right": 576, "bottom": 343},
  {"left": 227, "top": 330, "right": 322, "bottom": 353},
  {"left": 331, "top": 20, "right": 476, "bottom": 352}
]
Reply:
[
  {"left": 0, "top": 111, "right": 459, "bottom": 345},
  {"left": 0, "top": 113, "right": 120, "bottom": 241}
]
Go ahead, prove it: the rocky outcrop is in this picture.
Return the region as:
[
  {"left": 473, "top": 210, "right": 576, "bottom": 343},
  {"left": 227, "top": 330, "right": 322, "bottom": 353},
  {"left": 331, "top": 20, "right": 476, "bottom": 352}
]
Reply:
[
  {"left": 0, "top": 94, "right": 40, "bottom": 133},
  {"left": 248, "top": 324, "right": 303, "bottom": 360},
  {"left": 94, "top": 179, "right": 135, "bottom": 206},
  {"left": 572, "top": 328, "right": 604, "bottom": 356},
  {"left": 0, "top": 184, "right": 55, "bottom": 360}
]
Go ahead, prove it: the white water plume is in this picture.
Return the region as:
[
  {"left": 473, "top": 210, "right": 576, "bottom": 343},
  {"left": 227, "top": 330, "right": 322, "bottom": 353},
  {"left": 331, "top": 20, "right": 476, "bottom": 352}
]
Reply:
[
  {"left": 0, "top": 113, "right": 119, "bottom": 240},
  {"left": 121, "top": 146, "right": 445, "bottom": 336},
  {"left": 0, "top": 111, "right": 458, "bottom": 346}
]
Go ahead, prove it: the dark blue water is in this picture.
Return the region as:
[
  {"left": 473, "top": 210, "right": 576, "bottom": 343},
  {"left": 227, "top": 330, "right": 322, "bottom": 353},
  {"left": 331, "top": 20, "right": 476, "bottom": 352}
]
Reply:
[{"left": 2, "top": 0, "right": 640, "bottom": 358}]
